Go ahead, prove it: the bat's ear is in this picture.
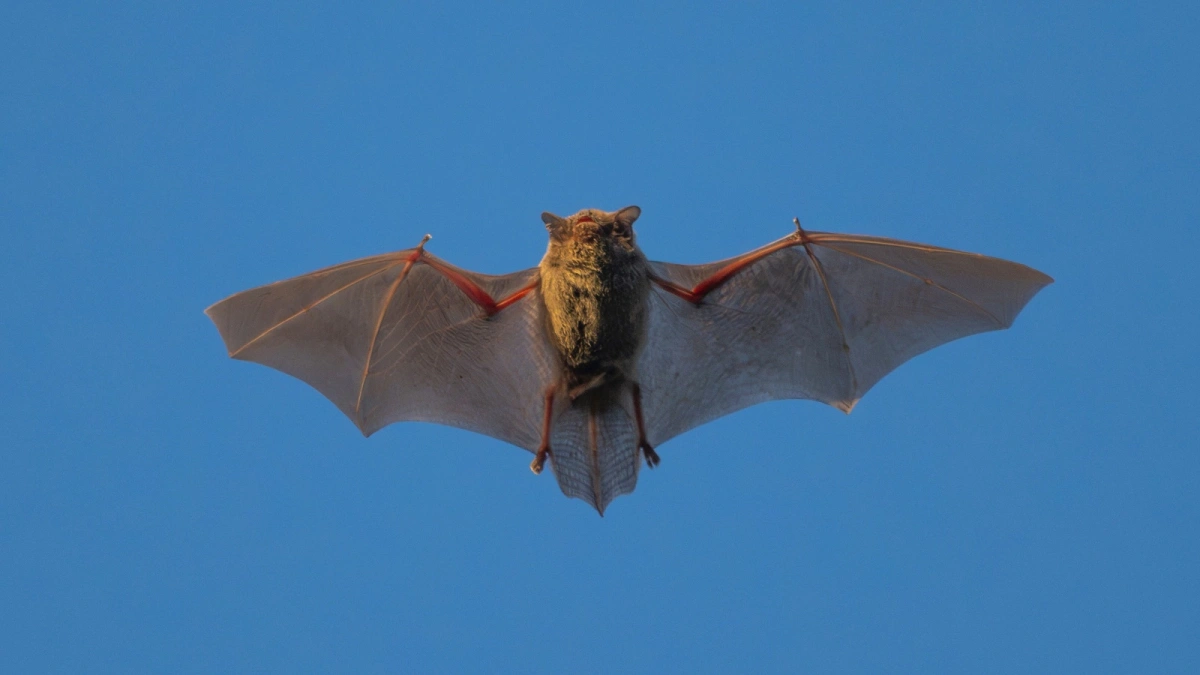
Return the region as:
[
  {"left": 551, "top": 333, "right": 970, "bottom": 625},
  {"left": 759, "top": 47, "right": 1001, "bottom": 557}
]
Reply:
[
  {"left": 612, "top": 205, "right": 641, "bottom": 241},
  {"left": 614, "top": 205, "right": 641, "bottom": 228},
  {"left": 541, "top": 211, "right": 566, "bottom": 231}
]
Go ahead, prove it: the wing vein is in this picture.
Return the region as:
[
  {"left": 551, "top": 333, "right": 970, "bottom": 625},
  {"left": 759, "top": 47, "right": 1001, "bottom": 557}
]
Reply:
[
  {"left": 802, "top": 244, "right": 859, "bottom": 401},
  {"left": 227, "top": 260, "right": 404, "bottom": 357},
  {"left": 817, "top": 243, "right": 1004, "bottom": 327},
  {"left": 588, "top": 403, "right": 602, "bottom": 512},
  {"left": 357, "top": 310, "right": 491, "bottom": 421},
  {"left": 355, "top": 258, "right": 419, "bottom": 418},
  {"left": 808, "top": 235, "right": 984, "bottom": 256},
  {"left": 367, "top": 310, "right": 481, "bottom": 380}
]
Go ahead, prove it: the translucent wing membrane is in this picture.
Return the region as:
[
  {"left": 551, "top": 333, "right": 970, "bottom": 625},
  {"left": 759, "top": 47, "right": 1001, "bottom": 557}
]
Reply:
[
  {"left": 206, "top": 250, "right": 556, "bottom": 450},
  {"left": 640, "top": 232, "right": 1052, "bottom": 446},
  {"left": 547, "top": 396, "right": 641, "bottom": 515}
]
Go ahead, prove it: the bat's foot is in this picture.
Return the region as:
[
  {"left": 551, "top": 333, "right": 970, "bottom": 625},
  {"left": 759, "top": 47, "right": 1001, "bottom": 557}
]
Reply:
[
  {"left": 640, "top": 442, "right": 660, "bottom": 469},
  {"left": 630, "top": 383, "right": 658, "bottom": 469},
  {"left": 531, "top": 446, "right": 551, "bottom": 474}
]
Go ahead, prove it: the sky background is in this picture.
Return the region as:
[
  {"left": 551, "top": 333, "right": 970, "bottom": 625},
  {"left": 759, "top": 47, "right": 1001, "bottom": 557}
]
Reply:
[{"left": 2, "top": 2, "right": 1198, "bottom": 672}]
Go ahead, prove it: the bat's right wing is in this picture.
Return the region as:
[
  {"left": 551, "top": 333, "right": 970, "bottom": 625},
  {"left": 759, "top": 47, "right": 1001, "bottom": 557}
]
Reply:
[
  {"left": 206, "top": 248, "right": 558, "bottom": 452},
  {"left": 638, "top": 229, "right": 1052, "bottom": 447}
]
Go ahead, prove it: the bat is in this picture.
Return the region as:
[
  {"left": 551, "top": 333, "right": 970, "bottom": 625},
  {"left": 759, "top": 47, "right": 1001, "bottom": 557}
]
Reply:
[{"left": 206, "top": 206, "right": 1052, "bottom": 514}]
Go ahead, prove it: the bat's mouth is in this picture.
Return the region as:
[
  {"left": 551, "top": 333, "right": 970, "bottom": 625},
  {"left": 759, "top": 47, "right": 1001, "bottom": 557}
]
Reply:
[{"left": 574, "top": 215, "right": 602, "bottom": 242}]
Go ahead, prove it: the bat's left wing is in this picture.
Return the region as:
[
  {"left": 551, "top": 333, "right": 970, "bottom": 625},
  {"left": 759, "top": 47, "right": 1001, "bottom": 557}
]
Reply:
[
  {"left": 638, "top": 227, "right": 1052, "bottom": 447},
  {"left": 206, "top": 246, "right": 558, "bottom": 452}
]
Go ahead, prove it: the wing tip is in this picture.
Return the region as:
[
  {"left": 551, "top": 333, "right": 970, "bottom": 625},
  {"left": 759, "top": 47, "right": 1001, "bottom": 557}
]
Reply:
[
  {"left": 1005, "top": 267, "right": 1054, "bottom": 328},
  {"left": 1028, "top": 267, "right": 1055, "bottom": 288},
  {"left": 204, "top": 300, "right": 242, "bottom": 358},
  {"left": 356, "top": 418, "right": 379, "bottom": 438}
]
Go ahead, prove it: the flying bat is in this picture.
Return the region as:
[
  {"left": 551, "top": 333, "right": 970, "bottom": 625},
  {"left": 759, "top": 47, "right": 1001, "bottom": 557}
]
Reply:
[{"left": 206, "top": 207, "right": 1052, "bottom": 514}]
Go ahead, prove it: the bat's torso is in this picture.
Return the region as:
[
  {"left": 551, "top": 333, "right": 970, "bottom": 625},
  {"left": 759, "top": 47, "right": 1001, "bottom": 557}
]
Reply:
[{"left": 539, "top": 238, "right": 651, "bottom": 390}]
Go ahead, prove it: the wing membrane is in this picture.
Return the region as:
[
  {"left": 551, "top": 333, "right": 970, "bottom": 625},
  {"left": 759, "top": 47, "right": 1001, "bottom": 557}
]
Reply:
[
  {"left": 639, "top": 232, "right": 1052, "bottom": 445},
  {"left": 206, "top": 250, "right": 557, "bottom": 450}
]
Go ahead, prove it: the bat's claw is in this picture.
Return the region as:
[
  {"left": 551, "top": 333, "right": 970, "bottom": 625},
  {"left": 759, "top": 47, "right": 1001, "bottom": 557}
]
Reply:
[{"left": 640, "top": 442, "right": 660, "bottom": 469}]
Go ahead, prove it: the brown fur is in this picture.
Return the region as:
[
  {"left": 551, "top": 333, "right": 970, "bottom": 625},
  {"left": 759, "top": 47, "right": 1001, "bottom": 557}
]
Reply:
[{"left": 538, "top": 207, "right": 651, "bottom": 396}]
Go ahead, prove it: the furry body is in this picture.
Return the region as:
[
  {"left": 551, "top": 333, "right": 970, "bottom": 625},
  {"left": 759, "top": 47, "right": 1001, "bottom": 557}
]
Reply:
[{"left": 538, "top": 208, "right": 651, "bottom": 395}]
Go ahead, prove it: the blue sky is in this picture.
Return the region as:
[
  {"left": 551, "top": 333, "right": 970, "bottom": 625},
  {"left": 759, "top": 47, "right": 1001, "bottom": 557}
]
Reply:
[{"left": 2, "top": 2, "right": 1197, "bottom": 672}]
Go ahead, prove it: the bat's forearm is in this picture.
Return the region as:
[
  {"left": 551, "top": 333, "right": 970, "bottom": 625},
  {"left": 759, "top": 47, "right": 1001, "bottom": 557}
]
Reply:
[
  {"left": 417, "top": 253, "right": 538, "bottom": 316},
  {"left": 650, "top": 233, "right": 804, "bottom": 304},
  {"left": 649, "top": 275, "right": 705, "bottom": 303}
]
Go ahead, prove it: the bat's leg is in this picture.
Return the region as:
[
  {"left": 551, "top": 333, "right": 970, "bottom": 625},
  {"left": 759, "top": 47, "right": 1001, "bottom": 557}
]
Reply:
[
  {"left": 631, "top": 383, "right": 660, "bottom": 468},
  {"left": 530, "top": 387, "right": 556, "bottom": 475}
]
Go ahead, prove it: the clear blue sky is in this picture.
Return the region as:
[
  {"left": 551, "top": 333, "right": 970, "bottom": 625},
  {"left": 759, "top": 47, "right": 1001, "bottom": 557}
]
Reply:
[{"left": 3, "top": 2, "right": 1197, "bottom": 672}]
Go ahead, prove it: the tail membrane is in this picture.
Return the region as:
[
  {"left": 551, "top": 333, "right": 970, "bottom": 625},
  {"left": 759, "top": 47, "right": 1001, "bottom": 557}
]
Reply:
[{"left": 548, "top": 392, "right": 642, "bottom": 515}]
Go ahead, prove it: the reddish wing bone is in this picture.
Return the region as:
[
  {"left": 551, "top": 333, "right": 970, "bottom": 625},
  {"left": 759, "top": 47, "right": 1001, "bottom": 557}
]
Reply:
[
  {"left": 649, "top": 222, "right": 811, "bottom": 304},
  {"left": 415, "top": 246, "right": 539, "bottom": 316}
]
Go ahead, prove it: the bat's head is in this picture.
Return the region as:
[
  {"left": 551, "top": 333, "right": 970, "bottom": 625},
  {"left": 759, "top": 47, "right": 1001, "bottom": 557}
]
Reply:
[{"left": 541, "top": 206, "right": 642, "bottom": 251}]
